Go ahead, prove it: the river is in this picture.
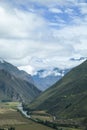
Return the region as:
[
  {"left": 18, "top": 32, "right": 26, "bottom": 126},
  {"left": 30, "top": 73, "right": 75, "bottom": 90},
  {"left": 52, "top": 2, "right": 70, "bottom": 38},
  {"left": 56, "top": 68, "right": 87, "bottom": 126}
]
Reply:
[{"left": 17, "top": 103, "right": 31, "bottom": 118}]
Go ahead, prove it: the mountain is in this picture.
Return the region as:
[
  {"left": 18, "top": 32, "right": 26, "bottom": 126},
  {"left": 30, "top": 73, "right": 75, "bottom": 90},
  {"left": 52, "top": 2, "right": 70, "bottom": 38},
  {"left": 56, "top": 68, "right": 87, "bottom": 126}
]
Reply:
[
  {"left": 29, "top": 60, "right": 87, "bottom": 119},
  {"left": 32, "top": 56, "right": 87, "bottom": 91},
  {"left": 33, "top": 68, "right": 70, "bottom": 91},
  {"left": 0, "top": 58, "right": 34, "bottom": 84},
  {"left": 0, "top": 58, "right": 41, "bottom": 103},
  {"left": 70, "top": 57, "right": 87, "bottom": 61}
]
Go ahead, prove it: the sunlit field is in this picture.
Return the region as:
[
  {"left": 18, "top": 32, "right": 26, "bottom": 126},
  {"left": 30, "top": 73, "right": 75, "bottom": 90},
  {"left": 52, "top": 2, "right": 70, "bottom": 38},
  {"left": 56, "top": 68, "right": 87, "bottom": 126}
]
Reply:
[{"left": 0, "top": 102, "right": 54, "bottom": 130}]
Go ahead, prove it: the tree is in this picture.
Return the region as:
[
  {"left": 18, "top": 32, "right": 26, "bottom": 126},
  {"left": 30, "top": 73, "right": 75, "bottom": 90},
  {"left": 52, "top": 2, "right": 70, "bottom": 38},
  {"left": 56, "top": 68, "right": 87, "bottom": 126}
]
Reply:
[{"left": 8, "top": 127, "right": 15, "bottom": 130}]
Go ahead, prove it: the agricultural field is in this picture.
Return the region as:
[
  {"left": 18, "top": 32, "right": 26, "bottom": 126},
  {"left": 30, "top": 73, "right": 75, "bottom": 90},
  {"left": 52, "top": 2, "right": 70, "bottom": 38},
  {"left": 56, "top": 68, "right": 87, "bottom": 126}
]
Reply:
[
  {"left": 31, "top": 110, "right": 53, "bottom": 122},
  {"left": 0, "top": 102, "right": 83, "bottom": 130},
  {"left": 29, "top": 110, "right": 83, "bottom": 130},
  {"left": 0, "top": 102, "right": 54, "bottom": 130}
]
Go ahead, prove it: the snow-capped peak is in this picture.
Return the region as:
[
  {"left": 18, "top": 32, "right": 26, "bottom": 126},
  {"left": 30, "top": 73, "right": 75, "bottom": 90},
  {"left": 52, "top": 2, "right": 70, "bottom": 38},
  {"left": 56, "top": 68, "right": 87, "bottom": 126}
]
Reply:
[{"left": 34, "top": 68, "right": 69, "bottom": 78}]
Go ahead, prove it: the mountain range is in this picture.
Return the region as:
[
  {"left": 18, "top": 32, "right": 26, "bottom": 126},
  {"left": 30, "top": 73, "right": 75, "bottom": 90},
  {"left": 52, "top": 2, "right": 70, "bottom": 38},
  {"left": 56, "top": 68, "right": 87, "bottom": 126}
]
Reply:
[
  {"left": 32, "top": 56, "right": 87, "bottom": 91},
  {"left": 0, "top": 58, "right": 41, "bottom": 103},
  {"left": 0, "top": 58, "right": 34, "bottom": 84},
  {"left": 29, "top": 60, "right": 87, "bottom": 119},
  {"left": 70, "top": 57, "right": 87, "bottom": 61},
  {"left": 33, "top": 68, "right": 70, "bottom": 91}
]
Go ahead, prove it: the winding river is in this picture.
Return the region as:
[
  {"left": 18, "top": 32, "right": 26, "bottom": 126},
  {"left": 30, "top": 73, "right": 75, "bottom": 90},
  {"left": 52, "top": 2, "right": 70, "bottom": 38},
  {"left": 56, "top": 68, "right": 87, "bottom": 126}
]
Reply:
[{"left": 17, "top": 103, "right": 31, "bottom": 118}]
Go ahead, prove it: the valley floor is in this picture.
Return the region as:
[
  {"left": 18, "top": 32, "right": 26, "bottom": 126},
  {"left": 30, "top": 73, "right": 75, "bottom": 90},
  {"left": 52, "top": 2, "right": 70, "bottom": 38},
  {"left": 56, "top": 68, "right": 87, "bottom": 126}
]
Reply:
[
  {"left": 27, "top": 111, "right": 84, "bottom": 130},
  {"left": 0, "top": 102, "right": 54, "bottom": 130},
  {"left": 0, "top": 102, "right": 84, "bottom": 130},
  {"left": 18, "top": 104, "right": 84, "bottom": 130}
]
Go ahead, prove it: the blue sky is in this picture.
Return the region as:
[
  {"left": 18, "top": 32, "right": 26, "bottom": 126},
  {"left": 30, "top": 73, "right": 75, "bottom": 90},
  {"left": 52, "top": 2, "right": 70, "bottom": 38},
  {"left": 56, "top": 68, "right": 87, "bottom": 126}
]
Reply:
[{"left": 0, "top": 0, "right": 87, "bottom": 74}]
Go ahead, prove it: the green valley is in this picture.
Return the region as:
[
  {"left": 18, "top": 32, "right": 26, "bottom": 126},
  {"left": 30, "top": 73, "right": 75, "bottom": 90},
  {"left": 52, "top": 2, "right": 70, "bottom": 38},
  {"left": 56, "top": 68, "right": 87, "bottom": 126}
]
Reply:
[
  {"left": 0, "top": 102, "right": 55, "bottom": 130},
  {"left": 27, "top": 60, "right": 87, "bottom": 129}
]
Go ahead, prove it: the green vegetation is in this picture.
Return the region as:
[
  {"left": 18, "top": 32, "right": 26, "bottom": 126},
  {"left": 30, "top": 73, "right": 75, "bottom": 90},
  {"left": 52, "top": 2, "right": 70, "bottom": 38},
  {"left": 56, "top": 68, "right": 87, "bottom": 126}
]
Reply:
[
  {"left": 0, "top": 102, "right": 82, "bottom": 130},
  {"left": 25, "top": 60, "right": 87, "bottom": 130},
  {"left": 0, "top": 102, "right": 55, "bottom": 130},
  {"left": 0, "top": 127, "right": 15, "bottom": 130},
  {"left": 0, "top": 60, "right": 87, "bottom": 130},
  {"left": 0, "top": 69, "right": 40, "bottom": 103},
  {"left": 29, "top": 60, "right": 87, "bottom": 119},
  {"left": 22, "top": 105, "right": 83, "bottom": 130}
]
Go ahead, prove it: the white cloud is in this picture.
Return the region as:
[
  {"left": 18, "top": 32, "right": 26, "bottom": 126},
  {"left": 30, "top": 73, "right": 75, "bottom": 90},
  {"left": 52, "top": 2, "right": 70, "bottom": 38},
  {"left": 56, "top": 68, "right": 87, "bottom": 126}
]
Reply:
[
  {"left": 49, "top": 8, "right": 62, "bottom": 13},
  {"left": 79, "top": 3, "right": 87, "bottom": 14},
  {"left": 0, "top": 6, "right": 47, "bottom": 39},
  {"left": 19, "top": 65, "right": 34, "bottom": 74},
  {"left": 0, "top": 0, "right": 87, "bottom": 74}
]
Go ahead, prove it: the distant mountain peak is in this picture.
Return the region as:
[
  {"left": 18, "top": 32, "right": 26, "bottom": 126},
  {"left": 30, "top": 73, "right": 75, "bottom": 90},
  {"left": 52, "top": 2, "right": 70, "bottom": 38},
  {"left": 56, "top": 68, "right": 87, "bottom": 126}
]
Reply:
[
  {"left": 34, "top": 68, "right": 69, "bottom": 78},
  {"left": 0, "top": 58, "right": 34, "bottom": 84},
  {"left": 33, "top": 67, "right": 70, "bottom": 91},
  {"left": 0, "top": 60, "right": 41, "bottom": 103},
  {"left": 70, "top": 57, "right": 87, "bottom": 61},
  {"left": 0, "top": 57, "right": 5, "bottom": 63},
  {"left": 29, "top": 60, "right": 87, "bottom": 119}
]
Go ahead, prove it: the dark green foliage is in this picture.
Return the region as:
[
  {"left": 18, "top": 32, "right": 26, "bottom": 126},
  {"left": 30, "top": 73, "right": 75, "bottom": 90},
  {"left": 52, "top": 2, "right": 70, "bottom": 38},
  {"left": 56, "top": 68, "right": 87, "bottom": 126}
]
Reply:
[
  {"left": 31, "top": 118, "right": 58, "bottom": 129},
  {"left": 0, "top": 127, "right": 15, "bottom": 130},
  {"left": 82, "top": 117, "right": 87, "bottom": 130},
  {"left": 8, "top": 127, "right": 15, "bottom": 130},
  {"left": 29, "top": 60, "right": 87, "bottom": 119}
]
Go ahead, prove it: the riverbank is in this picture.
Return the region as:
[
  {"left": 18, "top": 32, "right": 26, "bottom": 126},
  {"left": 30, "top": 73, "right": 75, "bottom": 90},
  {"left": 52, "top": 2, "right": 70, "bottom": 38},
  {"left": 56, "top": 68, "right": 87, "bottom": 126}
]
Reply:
[
  {"left": 0, "top": 102, "right": 55, "bottom": 130},
  {"left": 17, "top": 103, "right": 31, "bottom": 119},
  {"left": 19, "top": 103, "right": 83, "bottom": 130}
]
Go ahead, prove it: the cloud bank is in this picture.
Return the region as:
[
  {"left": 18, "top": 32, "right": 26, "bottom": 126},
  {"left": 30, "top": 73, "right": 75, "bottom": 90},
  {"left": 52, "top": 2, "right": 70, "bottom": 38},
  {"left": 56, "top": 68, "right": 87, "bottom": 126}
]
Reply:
[{"left": 0, "top": 0, "right": 87, "bottom": 74}]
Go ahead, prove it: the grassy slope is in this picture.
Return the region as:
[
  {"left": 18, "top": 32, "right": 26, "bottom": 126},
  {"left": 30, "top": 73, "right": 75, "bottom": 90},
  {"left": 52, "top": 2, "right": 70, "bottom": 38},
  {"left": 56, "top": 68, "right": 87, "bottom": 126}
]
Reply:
[
  {"left": 29, "top": 60, "right": 87, "bottom": 119},
  {"left": 0, "top": 60, "right": 34, "bottom": 84},
  {"left": 0, "top": 69, "right": 41, "bottom": 103}
]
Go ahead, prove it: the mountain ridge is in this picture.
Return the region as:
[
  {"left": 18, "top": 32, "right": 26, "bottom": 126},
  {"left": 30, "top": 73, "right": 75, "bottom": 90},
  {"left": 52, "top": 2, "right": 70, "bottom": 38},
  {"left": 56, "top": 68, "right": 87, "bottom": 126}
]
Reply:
[
  {"left": 0, "top": 59, "right": 41, "bottom": 103},
  {"left": 33, "top": 68, "right": 70, "bottom": 91},
  {"left": 29, "top": 60, "right": 87, "bottom": 119},
  {"left": 0, "top": 59, "right": 34, "bottom": 84}
]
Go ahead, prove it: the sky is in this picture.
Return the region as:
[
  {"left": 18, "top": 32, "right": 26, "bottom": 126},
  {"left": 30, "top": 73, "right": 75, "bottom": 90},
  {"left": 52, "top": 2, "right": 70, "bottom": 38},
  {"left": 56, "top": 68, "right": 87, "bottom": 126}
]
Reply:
[{"left": 0, "top": 0, "right": 87, "bottom": 74}]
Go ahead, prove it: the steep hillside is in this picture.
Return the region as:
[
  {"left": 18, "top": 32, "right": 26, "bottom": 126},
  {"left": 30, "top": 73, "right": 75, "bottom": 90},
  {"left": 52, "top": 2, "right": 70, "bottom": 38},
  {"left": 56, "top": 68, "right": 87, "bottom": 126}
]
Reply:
[
  {"left": 29, "top": 60, "right": 87, "bottom": 119},
  {"left": 0, "top": 69, "right": 41, "bottom": 103},
  {"left": 0, "top": 58, "right": 34, "bottom": 84}
]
